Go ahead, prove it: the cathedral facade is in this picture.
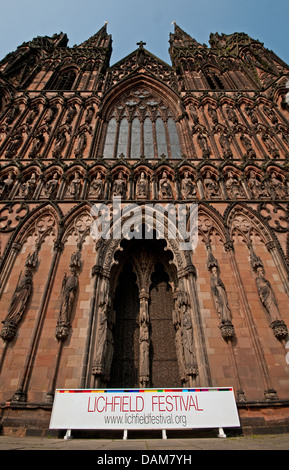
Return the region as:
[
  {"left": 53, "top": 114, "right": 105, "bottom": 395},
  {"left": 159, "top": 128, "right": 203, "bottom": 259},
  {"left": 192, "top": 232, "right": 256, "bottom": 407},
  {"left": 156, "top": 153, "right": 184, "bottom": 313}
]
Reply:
[{"left": 0, "top": 24, "right": 289, "bottom": 435}]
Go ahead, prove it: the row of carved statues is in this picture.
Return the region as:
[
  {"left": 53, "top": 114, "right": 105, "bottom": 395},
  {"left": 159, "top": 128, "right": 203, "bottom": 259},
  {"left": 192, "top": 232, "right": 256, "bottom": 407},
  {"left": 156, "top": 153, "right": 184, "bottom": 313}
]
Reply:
[
  {"left": 1, "top": 100, "right": 289, "bottom": 161},
  {"left": 0, "top": 166, "right": 288, "bottom": 201}
]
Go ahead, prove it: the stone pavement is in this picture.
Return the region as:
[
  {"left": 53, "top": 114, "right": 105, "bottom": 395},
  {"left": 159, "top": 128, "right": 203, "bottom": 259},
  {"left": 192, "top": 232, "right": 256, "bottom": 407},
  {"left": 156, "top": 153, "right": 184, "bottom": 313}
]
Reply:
[{"left": 0, "top": 433, "right": 289, "bottom": 450}]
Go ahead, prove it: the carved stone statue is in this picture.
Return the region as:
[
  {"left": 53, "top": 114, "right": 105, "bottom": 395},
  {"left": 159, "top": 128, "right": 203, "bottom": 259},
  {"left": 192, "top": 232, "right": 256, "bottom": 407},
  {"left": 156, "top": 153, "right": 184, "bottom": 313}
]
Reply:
[
  {"left": 159, "top": 171, "right": 173, "bottom": 198},
  {"left": 43, "top": 173, "right": 59, "bottom": 199},
  {"left": 29, "top": 131, "right": 45, "bottom": 158},
  {"left": 269, "top": 172, "right": 287, "bottom": 199},
  {"left": 92, "top": 294, "right": 115, "bottom": 383},
  {"left": 112, "top": 171, "right": 126, "bottom": 198},
  {"left": 262, "top": 134, "right": 279, "bottom": 158},
  {"left": 181, "top": 171, "right": 196, "bottom": 199},
  {"left": 74, "top": 131, "right": 87, "bottom": 158},
  {"left": 89, "top": 172, "right": 103, "bottom": 199},
  {"left": 66, "top": 104, "right": 76, "bottom": 124},
  {"left": 255, "top": 267, "right": 280, "bottom": 323},
  {"left": 240, "top": 134, "right": 256, "bottom": 158},
  {"left": 53, "top": 130, "right": 67, "bottom": 158},
  {"left": 67, "top": 172, "right": 82, "bottom": 199},
  {"left": 208, "top": 105, "right": 218, "bottom": 124},
  {"left": 225, "top": 171, "right": 244, "bottom": 199},
  {"left": 210, "top": 266, "right": 232, "bottom": 324},
  {"left": 136, "top": 171, "right": 148, "bottom": 198},
  {"left": 248, "top": 171, "right": 268, "bottom": 199},
  {"left": 0, "top": 172, "right": 14, "bottom": 199},
  {"left": 55, "top": 258, "right": 79, "bottom": 341},
  {"left": 0, "top": 267, "right": 33, "bottom": 341},
  {"left": 139, "top": 322, "right": 150, "bottom": 386},
  {"left": 20, "top": 173, "right": 37, "bottom": 199},
  {"left": 197, "top": 133, "right": 211, "bottom": 156},
  {"left": 203, "top": 171, "right": 219, "bottom": 198},
  {"left": 219, "top": 133, "right": 233, "bottom": 158},
  {"left": 178, "top": 293, "right": 198, "bottom": 377},
  {"left": 5, "top": 132, "right": 23, "bottom": 158},
  {"left": 226, "top": 106, "right": 238, "bottom": 125}
]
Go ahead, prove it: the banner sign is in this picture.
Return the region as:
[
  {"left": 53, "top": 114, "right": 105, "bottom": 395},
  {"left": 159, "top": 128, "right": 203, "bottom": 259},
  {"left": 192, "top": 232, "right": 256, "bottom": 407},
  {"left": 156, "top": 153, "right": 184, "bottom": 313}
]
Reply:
[{"left": 49, "top": 387, "right": 240, "bottom": 431}]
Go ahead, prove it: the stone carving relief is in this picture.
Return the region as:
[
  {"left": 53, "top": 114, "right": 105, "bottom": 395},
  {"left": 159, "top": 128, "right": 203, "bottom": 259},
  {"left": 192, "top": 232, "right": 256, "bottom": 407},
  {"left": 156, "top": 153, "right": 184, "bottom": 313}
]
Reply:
[
  {"left": 89, "top": 172, "right": 104, "bottom": 199},
  {"left": 225, "top": 171, "right": 245, "bottom": 199},
  {"left": 249, "top": 246, "right": 288, "bottom": 341},
  {"left": 203, "top": 170, "right": 220, "bottom": 199},
  {"left": 0, "top": 172, "right": 15, "bottom": 199},
  {"left": 206, "top": 246, "right": 235, "bottom": 340},
  {"left": 159, "top": 171, "right": 173, "bottom": 199},
  {"left": 180, "top": 171, "right": 197, "bottom": 199}
]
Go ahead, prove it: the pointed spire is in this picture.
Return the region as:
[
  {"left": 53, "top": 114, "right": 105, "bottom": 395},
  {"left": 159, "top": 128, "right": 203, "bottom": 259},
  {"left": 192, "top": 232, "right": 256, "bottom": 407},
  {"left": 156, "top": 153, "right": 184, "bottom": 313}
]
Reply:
[{"left": 77, "top": 23, "right": 112, "bottom": 49}]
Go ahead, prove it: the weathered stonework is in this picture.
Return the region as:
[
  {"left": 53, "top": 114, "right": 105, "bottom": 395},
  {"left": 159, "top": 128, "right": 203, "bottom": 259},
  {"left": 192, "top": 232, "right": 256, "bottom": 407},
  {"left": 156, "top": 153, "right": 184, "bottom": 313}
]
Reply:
[{"left": 0, "top": 24, "right": 289, "bottom": 435}]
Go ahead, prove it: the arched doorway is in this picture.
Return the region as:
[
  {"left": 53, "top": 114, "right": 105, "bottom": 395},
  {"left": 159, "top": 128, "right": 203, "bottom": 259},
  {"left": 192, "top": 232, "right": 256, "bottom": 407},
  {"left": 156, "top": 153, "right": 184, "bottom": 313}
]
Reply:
[{"left": 109, "top": 238, "right": 181, "bottom": 388}]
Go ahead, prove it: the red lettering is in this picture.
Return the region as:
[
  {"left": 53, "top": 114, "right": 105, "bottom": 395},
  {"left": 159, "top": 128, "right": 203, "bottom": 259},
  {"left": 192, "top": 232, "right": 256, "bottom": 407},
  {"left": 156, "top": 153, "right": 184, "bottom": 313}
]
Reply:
[
  {"left": 165, "top": 395, "right": 173, "bottom": 412},
  {"left": 152, "top": 395, "right": 158, "bottom": 411},
  {"left": 87, "top": 396, "right": 96, "bottom": 412},
  {"left": 96, "top": 396, "right": 105, "bottom": 412},
  {"left": 136, "top": 396, "right": 144, "bottom": 412}
]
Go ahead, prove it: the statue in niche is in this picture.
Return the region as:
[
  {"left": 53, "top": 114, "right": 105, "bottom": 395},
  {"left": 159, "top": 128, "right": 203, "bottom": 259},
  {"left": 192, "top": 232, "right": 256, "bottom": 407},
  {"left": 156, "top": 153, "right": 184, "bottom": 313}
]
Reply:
[
  {"left": 248, "top": 171, "right": 268, "bottom": 199},
  {"left": 55, "top": 252, "right": 80, "bottom": 341},
  {"left": 67, "top": 172, "right": 82, "bottom": 199},
  {"left": 269, "top": 172, "right": 287, "bottom": 199},
  {"left": 181, "top": 171, "right": 197, "bottom": 199},
  {"left": 219, "top": 133, "right": 233, "bottom": 158},
  {"left": 43, "top": 173, "right": 59, "bottom": 199},
  {"left": 20, "top": 173, "right": 37, "bottom": 199},
  {"left": 44, "top": 106, "right": 57, "bottom": 124},
  {"left": 188, "top": 104, "right": 199, "bottom": 124},
  {"left": 208, "top": 105, "right": 218, "bottom": 124},
  {"left": 0, "top": 172, "right": 14, "bottom": 199},
  {"left": 5, "top": 131, "right": 23, "bottom": 158},
  {"left": 159, "top": 171, "right": 173, "bottom": 199},
  {"left": 226, "top": 106, "right": 238, "bottom": 125},
  {"left": 29, "top": 131, "right": 45, "bottom": 158},
  {"left": 178, "top": 291, "right": 198, "bottom": 377},
  {"left": 0, "top": 251, "right": 38, "bottom": 341},
  {"left": 74, "top": 131, "right": 87, "bottom": 158},
  {"left": 210, "top": 266, "right": 232, "bottom": 325},
  {"left": 139, "top": 321, "right": 150, "bottom": 387},
  {"left": 203, "top": 171, "right": 219, "bottom": 198},
  {"left": 5, "top": 104, "right": 20, "bottom": 124},
  {"left": 89, "top": 172, "right": 103, "bottom": 199},
  {"left": 245, "top": 105, "right": 258, "bottom": 125},
  {"left": 136, "top": 171, "right": 148, "bottom": 198},
  {"left": 85, "top": 106, "right": 94, "bottom": 124},
  {"left": 240, "top": 134, "right": 256, "bottom": 158},
  {"left": 225, "top": 171, "right": 244, "bottom": 199},
  {"left": 262, "top": 134, "right": 279, "bottom": 158},
  {"left": 53, "top": 130, "right": 67, "bottom": 158},
  {"left": 92, "top": 294, "right": 115, "bottom": 383},
  {"left": 197, "top": 132, "right": 211, "bottom": 157},
  {"left": 254, "top": 264, "right": 288, "bottom": 340},
  {"left": 112, "top": 171, "right": 126, "bottom": 198},
  {"left": 26, "top": 106, "right": 39, "bottom": 125},
  {"left": 65, "top": 104, "right": 76, "bottom": 124},
  {"left": 263, "top": 105, "right": 278, "bottom": 124}
]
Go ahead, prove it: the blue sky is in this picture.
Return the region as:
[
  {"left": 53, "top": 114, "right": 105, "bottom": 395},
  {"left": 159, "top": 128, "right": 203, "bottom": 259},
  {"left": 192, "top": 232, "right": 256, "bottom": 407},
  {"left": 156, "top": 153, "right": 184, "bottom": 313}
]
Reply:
[{"left": 1, "top": 0, "right": 289, "bottom": 66}]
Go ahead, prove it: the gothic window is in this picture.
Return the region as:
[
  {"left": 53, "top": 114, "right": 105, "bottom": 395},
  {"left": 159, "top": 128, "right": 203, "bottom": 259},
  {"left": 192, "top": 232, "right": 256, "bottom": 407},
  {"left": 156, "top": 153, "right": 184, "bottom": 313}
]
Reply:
[
  {"left": 103, "top": 89, "right": 181, "bottom": 159},
  {"left": 45, "top": 68, "right": 77, "bottom": 90},
  {"left": 205, "top": 71, "right": 225, "bottom": 90}
]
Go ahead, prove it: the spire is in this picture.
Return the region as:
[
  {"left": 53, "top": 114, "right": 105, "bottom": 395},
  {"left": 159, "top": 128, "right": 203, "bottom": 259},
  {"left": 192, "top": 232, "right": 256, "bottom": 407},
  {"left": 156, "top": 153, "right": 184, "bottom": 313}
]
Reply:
[{"left": 77, "top": 23, "right": 112, "bottom": 49}]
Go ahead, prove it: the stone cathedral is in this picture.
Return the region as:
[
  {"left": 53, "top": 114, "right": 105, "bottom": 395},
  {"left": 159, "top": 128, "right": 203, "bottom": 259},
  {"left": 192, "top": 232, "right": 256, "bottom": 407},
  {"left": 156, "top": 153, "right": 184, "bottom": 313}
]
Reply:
[{"left": 0, "top": 23, "right": 289, "bottom": 436}]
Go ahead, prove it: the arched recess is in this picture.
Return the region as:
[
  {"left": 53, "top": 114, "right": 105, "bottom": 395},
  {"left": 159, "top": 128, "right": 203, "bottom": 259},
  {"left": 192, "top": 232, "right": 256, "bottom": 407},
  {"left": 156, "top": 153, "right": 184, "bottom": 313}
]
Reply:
[
  {"left": 88, "top": 204, "right": 212, "bottom": 389},
  {"left": 98, "top": 74, "right": 186, "bottom": 159},
  {"left": 226, "top": 202, "right": 289, "bottom": 335}
]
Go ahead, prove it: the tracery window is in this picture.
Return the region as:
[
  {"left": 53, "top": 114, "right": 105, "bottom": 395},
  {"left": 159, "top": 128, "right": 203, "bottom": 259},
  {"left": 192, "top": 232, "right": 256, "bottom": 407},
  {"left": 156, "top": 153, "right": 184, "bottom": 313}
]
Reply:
[
  {"left": 103, "top": 88, "right": 181, "bottom": 159},
  {"left": 45, "top": 68, "right": 77, "bottom": 91}
]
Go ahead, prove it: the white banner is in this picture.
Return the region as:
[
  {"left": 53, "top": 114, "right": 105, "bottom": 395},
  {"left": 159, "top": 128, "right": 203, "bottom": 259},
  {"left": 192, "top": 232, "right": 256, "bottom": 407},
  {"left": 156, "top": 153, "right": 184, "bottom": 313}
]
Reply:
[{"left": 49, "top": 387, "right": 240, "bottom": 431}]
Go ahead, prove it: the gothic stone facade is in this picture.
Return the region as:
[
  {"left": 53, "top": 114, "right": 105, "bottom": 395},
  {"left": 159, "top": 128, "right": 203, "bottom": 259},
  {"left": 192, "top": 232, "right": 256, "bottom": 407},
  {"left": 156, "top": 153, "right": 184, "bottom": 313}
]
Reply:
[{"left": 0, "top": 24, "right": 289, "bottom": 435}]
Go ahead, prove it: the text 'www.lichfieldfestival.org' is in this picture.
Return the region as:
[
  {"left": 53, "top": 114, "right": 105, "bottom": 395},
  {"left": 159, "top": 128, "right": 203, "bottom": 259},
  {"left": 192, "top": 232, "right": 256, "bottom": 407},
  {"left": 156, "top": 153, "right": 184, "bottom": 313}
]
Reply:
[{"left": 103, "top": 413, "right": 187, "bottom": 427}]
